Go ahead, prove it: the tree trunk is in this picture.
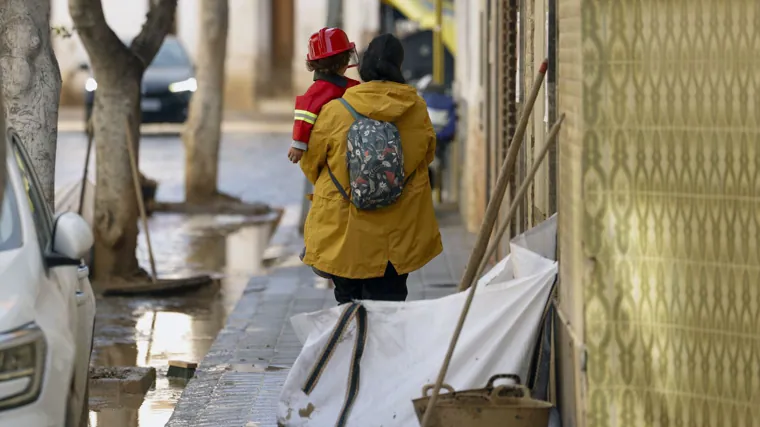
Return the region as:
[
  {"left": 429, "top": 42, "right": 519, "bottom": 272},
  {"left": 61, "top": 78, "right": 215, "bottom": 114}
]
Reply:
[
  {"left": 183, "top": 0, "right": 228, "bottom": 204},
  {"left": 91, "top": 61, "right": 143, "bottom": 281},
  {"left": 0, "top": 0, "right": 61, "bottom": 209},
  {"left": 70, "top": 0, "right": 177, "bottom": 283},
  {"left": 0, "top": 96, "right": 6, "bottom": 202}
]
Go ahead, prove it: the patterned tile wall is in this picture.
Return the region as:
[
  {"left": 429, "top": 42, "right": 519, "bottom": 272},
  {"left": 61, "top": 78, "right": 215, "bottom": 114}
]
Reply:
[{"left": 560, "top": 0, "right": 760, "bottom": 425}]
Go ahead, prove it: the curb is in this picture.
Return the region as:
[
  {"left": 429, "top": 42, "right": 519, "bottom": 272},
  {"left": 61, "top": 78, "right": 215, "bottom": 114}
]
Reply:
[{"left": 89, "top": 366, "right": 157, "bottom": 395}]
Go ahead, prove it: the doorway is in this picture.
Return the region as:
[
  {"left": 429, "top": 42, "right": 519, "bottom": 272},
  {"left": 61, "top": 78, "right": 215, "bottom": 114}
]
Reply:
[{"left": 271, "top": 0, "right": 294, "bottom": 95}]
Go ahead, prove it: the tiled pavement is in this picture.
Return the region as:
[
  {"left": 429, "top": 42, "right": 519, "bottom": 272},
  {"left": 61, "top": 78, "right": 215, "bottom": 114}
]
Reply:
[{"left": 165, "top": 211, "right": 475, "bottom": 427}]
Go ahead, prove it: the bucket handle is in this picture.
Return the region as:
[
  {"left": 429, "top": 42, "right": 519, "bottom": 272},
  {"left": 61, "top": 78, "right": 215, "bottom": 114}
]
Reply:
[
  {"left": 490, "top": 384, "right": 533, "bottom": 402},
  {"left": 487, "top": 374, "right": 533, "bottom": 402},
  {"left": 421, "top": 383, "right": 455, "bottom": 397},
  {"left": 486, "top": 374, "right": 521, "bottom": 389}
]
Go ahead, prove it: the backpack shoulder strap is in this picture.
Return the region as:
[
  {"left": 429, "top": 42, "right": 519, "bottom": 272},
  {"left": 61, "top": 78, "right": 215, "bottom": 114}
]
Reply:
[
  {"left": 338, "top": 98, "right": 363, "bottom": 120},
  {"left": 404, "top": 170, "right": 416, "bottom": 185},
  {"left": 327, "top": 164, "right": 351, "bottom": 202}
]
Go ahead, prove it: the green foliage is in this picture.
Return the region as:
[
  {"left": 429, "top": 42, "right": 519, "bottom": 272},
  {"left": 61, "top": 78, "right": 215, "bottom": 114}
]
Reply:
[{"left": 51, "top": 26, "right": 74, "bottom": 39}]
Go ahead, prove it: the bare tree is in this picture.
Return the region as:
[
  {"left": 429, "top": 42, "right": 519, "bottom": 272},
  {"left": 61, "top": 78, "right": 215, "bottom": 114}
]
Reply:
[
  {"left": 69, "top": 0, "right": 176, "bottom": 283},
  {"left": 183, "top": 0, "right": 228, "bottom": 204},
  {"left": 0, "top": 0, "right": 61, "bottom": 209}
]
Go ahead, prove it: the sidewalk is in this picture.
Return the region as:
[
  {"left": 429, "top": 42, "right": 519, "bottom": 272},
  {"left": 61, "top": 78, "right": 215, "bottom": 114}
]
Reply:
[{"left": 165, "top": 207, "right": 475, "bottom": 427}]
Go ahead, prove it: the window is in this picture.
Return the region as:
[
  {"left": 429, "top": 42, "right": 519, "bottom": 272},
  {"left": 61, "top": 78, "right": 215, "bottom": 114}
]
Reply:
[{"left": 12, "top": 136, "right": 53, "bottom": 251}]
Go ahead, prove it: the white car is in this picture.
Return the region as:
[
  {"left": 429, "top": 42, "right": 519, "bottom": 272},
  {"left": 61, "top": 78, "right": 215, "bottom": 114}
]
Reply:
[{"left": 0, "top": 130, "right": 96, "bottom": 427}]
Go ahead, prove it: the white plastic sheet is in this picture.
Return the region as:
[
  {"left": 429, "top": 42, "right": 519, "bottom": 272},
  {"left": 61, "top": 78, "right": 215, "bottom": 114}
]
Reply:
[{"left": 279, "top": 218, "right": 558, "bottom": 427}]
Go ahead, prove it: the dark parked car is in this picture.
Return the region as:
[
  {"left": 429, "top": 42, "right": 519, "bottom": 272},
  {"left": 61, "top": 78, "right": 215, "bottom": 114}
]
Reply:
[{"left": 83, "top": 36, "right": 196, "bottom": 124}]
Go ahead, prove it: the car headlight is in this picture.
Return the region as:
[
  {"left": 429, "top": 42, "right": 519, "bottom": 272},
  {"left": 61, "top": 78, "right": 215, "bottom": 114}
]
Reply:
[
  {"left": 0, "top": 323, "right": 46, "bottom": 410},
  {"left": 85, "top": 78, "right": 97, "bottom": 92},
  {"left": 168, "top": 77, "right": 197, "bottom": 93}
]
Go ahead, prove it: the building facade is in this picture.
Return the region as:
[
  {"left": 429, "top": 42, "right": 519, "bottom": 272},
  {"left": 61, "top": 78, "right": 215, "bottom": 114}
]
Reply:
[
  {"left": 455, "top": 0, "right": 760, "bottom": 426},
  {"left": 291, "top": 0, "right": 380, "bottom": 95},
  {"left": 454, "top": 0, "right": 554, "bottom": 247},
  {"left": 51, "top": 0, "right": 294, "bottom": 111},
  {"left": 556, "top": 0, "right": 760, "bottom": 425}
]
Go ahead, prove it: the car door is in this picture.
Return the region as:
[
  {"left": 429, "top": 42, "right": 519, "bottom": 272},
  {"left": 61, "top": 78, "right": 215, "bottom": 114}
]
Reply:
[
  {"left": 10, "top": 136, "right": 95, "bottom": 402},
  {"left": 10, "top": 137, "right": 79, "bottom": 337}
]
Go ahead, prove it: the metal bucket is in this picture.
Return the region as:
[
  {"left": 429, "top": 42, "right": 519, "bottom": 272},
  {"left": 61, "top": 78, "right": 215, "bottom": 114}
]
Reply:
[{"left": 412, "top": 374, "right": 553, "bottom": 427}]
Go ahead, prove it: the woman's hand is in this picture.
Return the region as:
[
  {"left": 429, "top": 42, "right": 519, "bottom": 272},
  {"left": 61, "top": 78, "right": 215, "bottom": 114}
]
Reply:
[{"left": 288, "top": 147, "right": 305, "bottom": 163}]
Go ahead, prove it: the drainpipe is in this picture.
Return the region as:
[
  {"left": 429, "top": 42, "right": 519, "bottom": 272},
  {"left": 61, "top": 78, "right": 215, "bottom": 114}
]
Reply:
[{"left": 433, "top": 0, "right": 444, "bottom": 85}]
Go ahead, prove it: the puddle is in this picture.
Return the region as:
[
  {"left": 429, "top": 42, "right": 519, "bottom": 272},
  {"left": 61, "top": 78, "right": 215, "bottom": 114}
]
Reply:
[{"left": 88, "top": 213, "right": 274, "bottom": 427}]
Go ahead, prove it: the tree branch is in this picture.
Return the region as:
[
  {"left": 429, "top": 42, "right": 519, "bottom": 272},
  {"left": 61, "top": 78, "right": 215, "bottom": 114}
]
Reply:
[
  {"left": 68, "top": 0, "right": 125, "bottom": 64},
  {"left": 131, "top": 0, "right": 177, "bottom": 69}
]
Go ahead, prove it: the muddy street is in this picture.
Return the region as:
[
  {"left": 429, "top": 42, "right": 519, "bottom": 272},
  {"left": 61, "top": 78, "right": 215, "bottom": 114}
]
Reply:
[
  {"left": 54, "top": 130, "right": 302, "bottom": 426},
  {"left": 88, "top": 215, "right": 269, "bottom": 427}
]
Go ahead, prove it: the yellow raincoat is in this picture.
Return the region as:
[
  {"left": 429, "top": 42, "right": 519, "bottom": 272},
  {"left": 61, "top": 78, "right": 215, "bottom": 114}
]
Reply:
[{"left": 300, "top": 81, "right": 443, "bottom": 279}]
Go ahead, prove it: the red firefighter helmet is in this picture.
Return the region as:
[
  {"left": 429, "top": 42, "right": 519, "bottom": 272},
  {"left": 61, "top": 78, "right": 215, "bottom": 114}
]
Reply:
[{"left": 307, "top": 27, "right": 357, "bottom": 62}]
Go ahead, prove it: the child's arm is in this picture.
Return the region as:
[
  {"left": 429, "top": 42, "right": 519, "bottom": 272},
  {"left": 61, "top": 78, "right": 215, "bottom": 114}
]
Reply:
[
  {"left": 287, "top": 146, "right": 304, "bottom": 163},
  {"left": 300, "top": 110, "right": 333, "bottom": 185},
  {"left": 292, "top": 83, "right": 339, "bottom": 151},
  {"left": 292, "top": 94, "right": 317, "bottom": 151}
]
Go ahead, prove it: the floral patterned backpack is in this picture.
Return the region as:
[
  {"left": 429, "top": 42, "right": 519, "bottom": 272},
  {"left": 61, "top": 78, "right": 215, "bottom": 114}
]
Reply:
[{"left": 326, "top": 98, "right": 414, "bottom": 210}]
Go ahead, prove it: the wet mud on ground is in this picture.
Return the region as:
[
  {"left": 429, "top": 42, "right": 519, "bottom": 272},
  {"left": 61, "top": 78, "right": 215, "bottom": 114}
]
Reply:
[
  {"left": 87, "top": 213, "right": 275, "bottom": 427},
  {"left": 53, "top": 130, "right": 304, "bottom": 426}
]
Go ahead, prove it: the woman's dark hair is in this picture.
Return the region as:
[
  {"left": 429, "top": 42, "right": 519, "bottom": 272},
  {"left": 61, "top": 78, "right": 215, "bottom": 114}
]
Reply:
[
  {"left": 359, "top": 33, "right": 406, "bottom": 84},
  {"left": 306, "top": 51, "right": 351, "bottom": 74}
]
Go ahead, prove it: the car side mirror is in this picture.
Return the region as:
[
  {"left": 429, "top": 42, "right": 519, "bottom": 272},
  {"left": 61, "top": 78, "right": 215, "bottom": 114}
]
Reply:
[
  {"left": 46, "top": 212, "right": 93, "bottom": 267},
  {"left": 78, "top": 62, "right": 90, "bottom": 71}
]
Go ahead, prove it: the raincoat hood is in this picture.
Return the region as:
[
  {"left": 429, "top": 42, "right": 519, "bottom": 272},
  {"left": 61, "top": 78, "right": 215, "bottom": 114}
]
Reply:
[{"left": 343, "top": 81, "right": 419, "bottom": 122}]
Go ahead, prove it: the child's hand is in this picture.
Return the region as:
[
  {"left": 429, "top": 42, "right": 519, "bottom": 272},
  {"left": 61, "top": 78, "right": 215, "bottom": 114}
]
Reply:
[{"left": 288, "top": 147, "right": 304, "bottom": 163}]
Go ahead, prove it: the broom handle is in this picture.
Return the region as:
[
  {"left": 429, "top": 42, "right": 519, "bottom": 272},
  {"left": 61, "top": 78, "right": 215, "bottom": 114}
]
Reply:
[
  {"left": 457, "top": 59, "right": 548, "bottom": 293},
  {"left": 125, "top": 117, "right": 158, "bottom": 284},
  {"left": 420, "top": 117, "right": 563, "bottom": 427},
  {"left": 420, "top": 60, "right": 549, "bottom": 427},
  {"left": 474, "top": 114, "right": 565, "bottom": 280},
  {"left": 78, "top": 119, "right": 94, "bottom": 216}
]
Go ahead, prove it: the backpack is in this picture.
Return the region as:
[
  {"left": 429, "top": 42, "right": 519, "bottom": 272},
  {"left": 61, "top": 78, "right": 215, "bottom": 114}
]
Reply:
[{"left": 326, "top": 98, "right": 414, "bottom": 210}]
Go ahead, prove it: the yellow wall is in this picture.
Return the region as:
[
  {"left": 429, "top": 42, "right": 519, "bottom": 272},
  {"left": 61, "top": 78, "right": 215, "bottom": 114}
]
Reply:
[{"left": 558, "top": 0, "right": 760, "bottom": 425}]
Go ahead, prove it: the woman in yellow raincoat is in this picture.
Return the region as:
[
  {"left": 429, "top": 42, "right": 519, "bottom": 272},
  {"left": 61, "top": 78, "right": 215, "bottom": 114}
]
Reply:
[{"left": 300, "top": 34, "right": 442, "bottom": 304}]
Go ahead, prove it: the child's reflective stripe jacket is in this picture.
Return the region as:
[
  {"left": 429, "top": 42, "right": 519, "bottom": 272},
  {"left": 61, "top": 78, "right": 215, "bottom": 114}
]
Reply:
[{"left": 292, "top": 72, "right": 360, "bottom": 150}]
